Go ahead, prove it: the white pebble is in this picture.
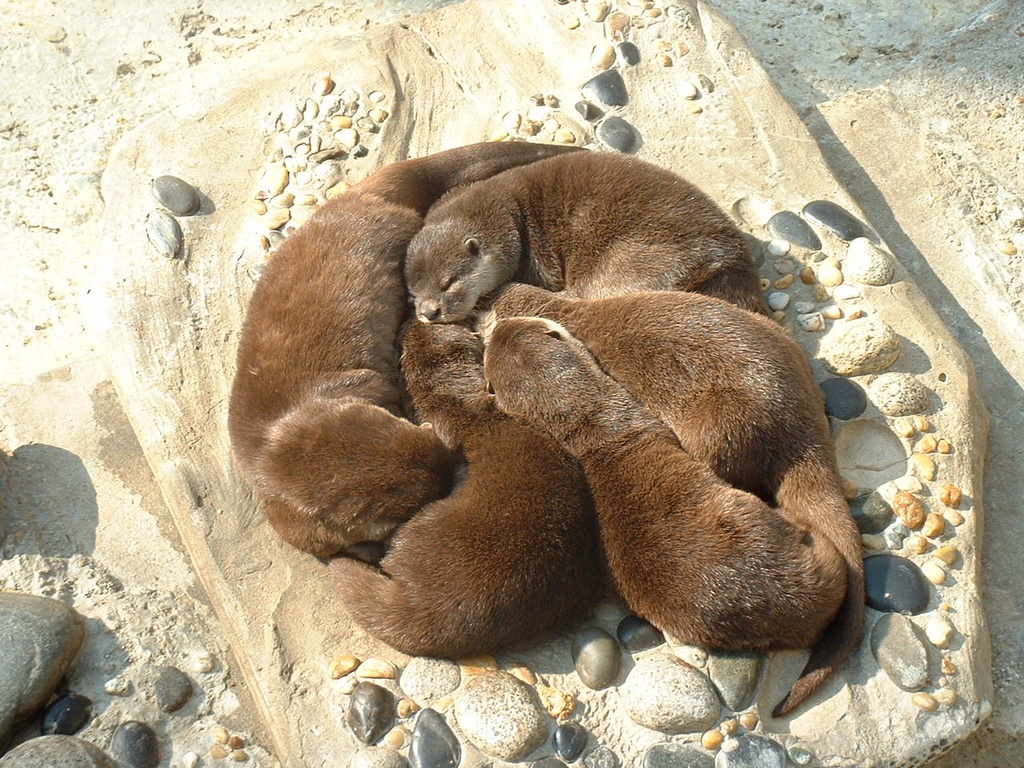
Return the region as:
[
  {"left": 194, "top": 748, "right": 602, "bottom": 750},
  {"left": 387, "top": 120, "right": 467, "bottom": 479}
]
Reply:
[
  {"left": 369, "top": 90, "right": 386, "bottom": 103},
  {"left": 502, "top": 111, "right": 522, "bottom": 130},
  {"left": 280, "top": 103, "right": 303, "bottom": 130},
  {"left": 104, "top": 676, "right": 132, "bottom": 696},
  {"left": 797, "top": 312, "right": 826, "bottom": 332},
  {"left": 926, "top": 616, "right": 955, "bottom": 648},
  {"left": 832, "top": 284, "right": 862, "bottom": 301},
  {"left": 679, "top": 81, "right": 698, "bottom": 100},
  {"left": 767, "top": 239, "right": 791, "bottom": 256},
  {"left": 894, "top": 475, "right": 924, "bottom": 493},
  {"left": 817, "top": 258, "right": 844, "bottom": 287},
  {"left": 794, "top": 301, "right": 817, "bottom": 314},
  {"left": 591, "top": 43, "right": 616, "bottom": 69},
  {"left": 182, "top": 751, "right": 201, "bottom": 768},
  {"left": 192, "top": 651, "right": 215, "bottom": 673},
  {"left": 821, "top": 304, "right": 844, "bottom": 320},
  {"left": 846, "top": 237, "right": 895, "bottom": 285},
  {"left": 767, "top": 292, "right": 791, "bottom": 311}
]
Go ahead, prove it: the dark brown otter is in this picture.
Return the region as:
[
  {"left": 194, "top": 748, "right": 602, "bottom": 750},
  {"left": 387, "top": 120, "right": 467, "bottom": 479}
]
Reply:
[
  {"left": 331, "top": 321, "right": 603, "bottom": 657},
  {"left": 486, "top": 288, "right": 865, "bottom": 716},
  {"left": 227, "top": 142, "right": 583, "bottom": 556},
  {"left": 404, "top": 150, "right": 767, "bottom": 323}
]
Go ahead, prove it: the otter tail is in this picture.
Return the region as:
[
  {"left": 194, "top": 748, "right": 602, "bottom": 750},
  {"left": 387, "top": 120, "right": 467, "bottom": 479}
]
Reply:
[{"left": 771, "top": 467, "right": 866, "bottom": 717}]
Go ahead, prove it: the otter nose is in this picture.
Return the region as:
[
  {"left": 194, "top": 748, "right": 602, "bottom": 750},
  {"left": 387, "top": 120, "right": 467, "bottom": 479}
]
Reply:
[{"left": 417, "top": 301, "right": 442, "bottom": 323}]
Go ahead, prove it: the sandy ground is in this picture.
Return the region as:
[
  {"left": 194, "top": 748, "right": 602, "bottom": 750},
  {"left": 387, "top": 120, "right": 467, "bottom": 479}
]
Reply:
[{"left": 1, "top": 0, "right": 1021, "bottom": 764}]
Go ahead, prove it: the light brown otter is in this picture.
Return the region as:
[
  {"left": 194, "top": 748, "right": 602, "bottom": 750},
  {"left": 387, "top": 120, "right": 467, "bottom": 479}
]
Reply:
[
  {"left": 485, "top": 288, "right": 865, "bottom": 717},
  {"left": 404, "top": 150, "right": 767, "bottom": 323},
  {"left": 331, "top": 320, "right": 603, "bottom": 657},
  {"left": 227, "top": 142, "right": 584, "bottom": 556}
]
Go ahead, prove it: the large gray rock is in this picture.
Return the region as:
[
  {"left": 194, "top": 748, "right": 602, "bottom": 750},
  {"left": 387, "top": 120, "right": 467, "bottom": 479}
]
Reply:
[{"left": 0, "top": 735, "right": 117, "bottom": 768}]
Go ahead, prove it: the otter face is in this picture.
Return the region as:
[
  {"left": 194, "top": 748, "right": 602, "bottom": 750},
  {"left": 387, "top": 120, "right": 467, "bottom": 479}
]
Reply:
[{"left": 405, "top": 221, "right": 503, "bottom": 323}]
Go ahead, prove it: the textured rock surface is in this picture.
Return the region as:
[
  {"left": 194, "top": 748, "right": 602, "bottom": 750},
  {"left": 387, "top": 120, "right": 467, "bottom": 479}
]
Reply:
[{"left": 0, "top": 735, "right": 118, "bottom": 768}]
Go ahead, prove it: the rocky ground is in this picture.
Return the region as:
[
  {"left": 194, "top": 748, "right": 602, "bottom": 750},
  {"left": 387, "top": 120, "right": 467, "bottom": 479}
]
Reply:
[{"left": 1, "top": 0, "right": 1021, "bottom": 766}]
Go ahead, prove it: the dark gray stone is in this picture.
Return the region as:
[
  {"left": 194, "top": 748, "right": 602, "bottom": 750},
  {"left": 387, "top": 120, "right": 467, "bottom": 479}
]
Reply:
[
  {"left": 581, "top": 69, "right": 628, "bottom": 107},
  {"left": 801, "top": 200, "right": 865, "bottom": 241},
  {"left": 554, "top": 721, "right": 588, "bottom": 762},
  {"left": 864, "top": 554, "right": 930, "bottom": 614},
  {"left": 595, "top": 116, "right": 637, "bottom": 153},
  {"left": 42, "top": 693, "right": 93, "bottom": 735},
  {"left": 150, "top": 175, "right": 201, "bottom": 216},
  {"left": 644, "top": 743, "right": 715, "bottom": 768},
  {"left": 819, "top": 377, "right": 867, "bottom": 420},
  {"left": 409, "top": 709, "right": 460, "bottom": 768},
  {"left": 715, "top": 734, "right": 787, "bottom": 768},
  {"left": 0, "top": 593, "right": 86, "bottom": 745},
  {"left": 348, "top": 682, "right": 397, "bottom": 745},
  {"left": 534, "top": 760, "right": 569, "bottom": 768},
  {"left": 870, "top": 612, "right": 930, "bottom": 691},
  {"left": 572, "top": 626, "right": 621, "bottom": 690},
  {"left": 145, "top": 210, "right": 183, "bottom": 259},
  {"left": 0, "top": 735, "right": 118, "bottom": 768},
  {"left": 616, "top": 41, "right": 641, "bottom": 66},
  {"left": 706, "top": 650, "right": 764, "bottom": 711},
  {"left": 616, "top": 614, "right": 664, "bottom": 653},
  {"left": 109, "top": 721, "right": 159, "bottom": 768},
  {"left": 584, "top": 747, "right": 620, "bottom": 768},
  {"left": 850, "top": 491, "right": 894, "bottom": 534},
  {"left": 574, "top": 101, "right": 604, "bottom": 122},
  {"left": 766, "top": 210, "right": 822, "bottom": 250},
  {"left": 153, "top": 665, "right": 193, "bottom": 712}
]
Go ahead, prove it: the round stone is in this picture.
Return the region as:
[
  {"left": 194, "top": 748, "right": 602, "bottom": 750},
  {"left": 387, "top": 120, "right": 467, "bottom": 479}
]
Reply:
[
  {"left": 868, "top": 373, "right": 931, "bottom": 417},
  {"left": 581, "top": 69, "right": 628, "bottom": 107},
  {"left": 572, "top": 626, "right": 621, "bottom": 689},
  {"left": 620, "top": 654, "right": 720, "bottom": 733},
  {"left": 154, "top": 665, "right": 193, "bottom": 712},
  {"left": 845, "top": 237, "right": 895, "bottom": 285},
  {"left": 870, "top": 613, "right": 929, "bottom": 691},
  {"left": 801, "top": 200, "right": 865, "bottom": 241},
  {"left": 583, "top": 747, "right": 619, "bottom": 768},
  {"left": 399, "top": 658, "right": 461, "bottom": 703},
  {"left": 819, "top": 377, "right": 867, "bottom": 420},
  {"left": 409, "top": 709, "right": 460, "bottom": 768},
  {"left": 109, "top": 721, "right": 160, "bottom": 768},
  {"left": 819, "top": 318, "right": 901, "bottom": 376},
  {"left": 616, "top": 41, "right": 641, "bottom": 66},
  {"left": 864, "top": 554, "right": 930, "bottom": 614},
  {"left": 706, "top": 650, "right": 765, "bottom": 711},
  {"left": 644, "top": 743, "right": 714, "bottom": 768},
  {"left": 349, "top": 746, "right": 409, "bottom": 768},
  {"left": 145, "top": 210, "right": 183, "bottom": 259},
  {"left": 766, "top": 291, "right": 790, "bottom": 311},
  {"left": 835, "top": 419, "right": 907, "bottom": 491},
  {"left": 595, "top": 116, "right": 637, "bottom": 153},
  {"left": 0, "top": 736, "right": 118, "bottom": 768},
  {"left": 151, "top": 175, "right": 201, "bottom": 216},
  {"left": 925, "top": 615, "right": 955, "bottom": 648},
  {"left": 348, "top": 682, "right": 397, "bottom": 745},
  {"left": 42, "top": 692, "right": 93, "bottom": 735},
  {"left": 766, "top": 210, "right": 822, "bottom": 250},
  {"left": 850, "top": 492, "right": 894, "bottom": 534},
  {"left": 554, "top": 721, "right": 588, "bottom": 762},
  {"left": 591, "top": 43, "right": 616, "bottom": 70},
  {"left": 453, "top": 672, "right": 548, "bottom": 761},
  {"left": 616, "top": 614, "right": 665, "bottom": 653},
  {"left": 716, "top": 734, "right": 787, "bottom": 768}
]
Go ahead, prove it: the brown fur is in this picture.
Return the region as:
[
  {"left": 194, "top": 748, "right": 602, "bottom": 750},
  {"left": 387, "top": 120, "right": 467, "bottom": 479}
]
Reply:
[
  {"left": 404, "top": 150, "right": 767, "bottom": 323},
  {"left": 227, "top": 142, "right": 583, "bottom": 556},
  {"left": 331, "top": 321, "right": 603, "bottom": 657},
  {"left": 486, "top": 287, "right": 865, "bottom": 716}
]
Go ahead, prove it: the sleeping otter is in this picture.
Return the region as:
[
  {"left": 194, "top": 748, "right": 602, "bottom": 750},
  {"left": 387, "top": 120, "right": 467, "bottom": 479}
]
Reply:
[
  {"left": 404, "top": 150, "right": 767, "bottom": 323},
  {"left": 486, "top": 286, "right": 865, "bottom": 716},
  {"left": 332, "top": 321, "right": 603, "bottom": 656},
  {"left": 227, "top": 141, "right": 583, "bottom": 556}
]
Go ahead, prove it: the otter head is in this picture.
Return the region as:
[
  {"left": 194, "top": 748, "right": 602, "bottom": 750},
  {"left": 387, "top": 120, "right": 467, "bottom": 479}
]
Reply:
[{"left": 405, "top": 218, "right": 510, "bottom": 324}]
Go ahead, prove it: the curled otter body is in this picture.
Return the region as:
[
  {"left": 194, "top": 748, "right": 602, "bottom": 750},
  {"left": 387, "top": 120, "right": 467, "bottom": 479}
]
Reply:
[
  {"left": 227, "top": 142, "right": 583, "bottom": 556},
  {"left": 404, "top": 150, "right": 766, "bottom": 323},
  {"left": 332, "top": 321, "right": 603, "bottom": 657},
  {"left": 487, "top": 287, "right": 865, "bottom": 716}
]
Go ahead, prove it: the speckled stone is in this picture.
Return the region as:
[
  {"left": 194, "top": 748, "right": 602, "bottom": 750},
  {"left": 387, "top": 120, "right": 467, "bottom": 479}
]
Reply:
[
  {"left": 864, "top": 554, "right": 930, "bottom": 614},
  {"left": 868, "top": 373, "right": 931, "bottom": 417},
  {"left": 595, "top": 116, "right": 637, "bottom": 153},
  {"left": 706, "top": 651, "right": 764, "bottom": 711},
  {"left": 453, "top": 672, "right": 548, "bottom": 761},
  {"left": 870, "top": 613, "right": 929, "bottom": 691},
  {"left": 145, "top": 209, "right": 183, "bottom": 259},
  {"left": 0, "top": 593, "right": 86, "bottom": 746},
  {"left": 616, "top": 614, "right": 665, "bottom": 653},
  {"left": 835, "top": 419, "right": 907, "bottom": 490},
  {"left": 644, "top": 743, "right": 714, "bottom": 768},
  {"left": 0, "top": 736, "right": 118, "bottom": 768},
  {"left": 819, "top": 318, "right": 900, "bottom": 376},
  {"left": 715, "top": 734, "right": 787, "bottom": 768},
  {"left": 154, "top": 665, "right": 193, "bottom": 712},
  {"left": 348, "top": 682, "right": 397, "bottom": 745},
  {"left": 349, "top": 746, "right": 409, "bottom": 768},
  {"left": 151, "top": 175, "right": 201, "bottom": 216},
  {"left": 554, "top": 721, "right": 589, "bottom": 762},
  {"left": 850, "top": 492, "right": 894, "bottom": 534},
  {"left": 399, "top": 658, "right": 461, "bottom": 703},
  {"left": 621, "top": 654, "right": 721, "bottom": 733},
  {"left": 572, "top": 626, "right": 621, "bottom": 689},
  {"left": 109, "top": 721, "right": 160, "bottom": 768},
  {"left": 616, "top": 41, "right": 641, "bottom": 65},
  {"left": 409, "top": 709, "right": 460, "bottom": 768},
  {"left": 819, "top": 377, "right": 867, "bottom": 420},
  {"left": 845, "top": 237, "right": 895, "bottom": 286},
  {"left": 584, "top": 747, "right": 620, "bottom": 768},
  {"left": 766, "top": 211, "right": 821, "bottom": 250},
  {"left": 801, "top": 200, "right": 865, "bottom": 241},
  {"left": 581, "top": 69, "right": 628, "bottom": 107},
  {"left": 42, "top": 693, "right": 93, "bottom": 735}
]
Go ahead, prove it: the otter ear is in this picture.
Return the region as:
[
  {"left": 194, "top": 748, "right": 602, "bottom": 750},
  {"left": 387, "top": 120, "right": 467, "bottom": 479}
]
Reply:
[
  {"left": 464, "top": 237, "right": 481, "bottom": 256},
  {"left": 544, "top": 328, "right": 563, "bottom": 340}
]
